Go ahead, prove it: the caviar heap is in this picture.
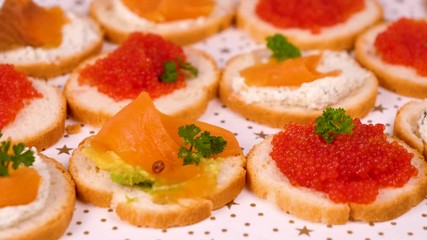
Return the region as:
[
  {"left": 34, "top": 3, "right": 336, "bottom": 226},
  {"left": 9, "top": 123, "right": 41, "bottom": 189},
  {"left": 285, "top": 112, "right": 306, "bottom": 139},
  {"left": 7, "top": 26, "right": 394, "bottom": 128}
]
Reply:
[{"left": 270, "top": 119, "right": 416, "bottom": 204}]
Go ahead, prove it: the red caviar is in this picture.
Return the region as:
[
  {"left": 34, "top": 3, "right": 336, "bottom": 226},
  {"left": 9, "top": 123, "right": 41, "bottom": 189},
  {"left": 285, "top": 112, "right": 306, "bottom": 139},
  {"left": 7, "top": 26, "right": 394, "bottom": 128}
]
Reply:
[
  {"left": 0, "top": 64, "right": 42, "bottom": 129},
  {"left": 375, "top": 18, "right": 427, "bottom": 76},
  {"left": 270, "top": 119, "right": 417, "bottom": 204},
  {"left": 78, "top": 33, "right": 187, "bottom": 101},
  {"left": 255, "top": 0, "right": 365, "bottom": 34}
]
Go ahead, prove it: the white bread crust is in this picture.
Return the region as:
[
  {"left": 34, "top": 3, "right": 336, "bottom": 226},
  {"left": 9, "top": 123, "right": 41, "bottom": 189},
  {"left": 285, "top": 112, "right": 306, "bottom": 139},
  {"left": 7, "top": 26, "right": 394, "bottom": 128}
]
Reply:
[
  {"left": 69, "top": 137, "right": 246, "bottom": 228},
  {"left": 237, "top": 0, "right": 383, "bottom": 50},
  {"left": 0, "top": 79, "right": 66, "bottom": 150},
  {"left": 65, "top": 47, "right": 219, "bottom": 126},
  {"left": 0, "top": 154, "right": 75, "bottom": 240},
  {"left": 0, "top": 13, "right": 103, "bottom": 78},
  {"left": 356, "top": 22, "right": 427, "bottom": 98},
  {"left": 247, "top": 135, "right": 427, "bottom": 224},
  {"left": 90, "top": 0, "right": 237, "bottom": 45}
]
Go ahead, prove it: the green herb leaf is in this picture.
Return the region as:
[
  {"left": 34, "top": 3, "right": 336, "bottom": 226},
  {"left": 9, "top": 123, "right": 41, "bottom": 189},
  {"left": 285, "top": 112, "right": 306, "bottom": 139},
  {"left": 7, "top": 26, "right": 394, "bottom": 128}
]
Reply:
[
  {"left": 266, "top": 34, "right": 301, "bottom": 61},
  {"left": 177, "top": 124, "right": 227, "bottom": 165},
  {"left": 160, "top": 61, "right": 178, "bottom": 83},
  {"left": 314, "top": 108, "right": 354, "bottom": 143},
  {"left": 0, "top": 132, "right": 35, "bottom": 177},
  {"left": 180, "top": 62, "right": 198, "bottom": 77}
]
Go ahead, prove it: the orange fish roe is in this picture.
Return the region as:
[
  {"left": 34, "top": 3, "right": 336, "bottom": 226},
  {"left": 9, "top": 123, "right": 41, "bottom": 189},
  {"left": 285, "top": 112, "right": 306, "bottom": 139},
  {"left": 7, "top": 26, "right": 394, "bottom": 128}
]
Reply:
[
  {"left": 375, "top": 18, "right": 427, "bottom": 76},
  {"left": 270, "top": 119, "right": 417, "bottom": 204},
  {"left": 255, "top": 0, "right": 365, "bottom": 34},
  {"left": 0, "top": 64, "right": 42, "bottom": 129},
  {"left": 78, "top": 33, "right": 187, "bottom": 101}
]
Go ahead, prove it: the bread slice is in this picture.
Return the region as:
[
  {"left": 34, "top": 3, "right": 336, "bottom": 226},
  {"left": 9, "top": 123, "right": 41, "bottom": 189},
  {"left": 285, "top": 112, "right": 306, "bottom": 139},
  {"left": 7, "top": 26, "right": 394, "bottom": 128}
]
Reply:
[
  {"left": 219, "top": 50, "right": 378, "bottom": 128},
  {"left": 65, "top": 47, "right": 219, "bottom": 126},
  {"left": 89, "top": 0, "right": 236, "bottom": 45},
  {"left": 0, "top": 12, "right": 103, "bottom": 78},
  {"left": 0, "top": 79, "right": 66, "bottom": 150},
  {"left": 394, "top": 100, "right": 427, "bottom": 157},
  {"left": 0, "top": 153, "right": 76, "bottom": 240},
  {"left": 68, "top": 137, "right": 246, "bottom": 228},
  {"left": 355, "top": 22, "right": 427, "bottom": 98},
  {"left": 237, "top": 0, "right": 382, "bottom": 50},
  {"left": 247, "top": 135, "right": 427, "bottom": 224}
]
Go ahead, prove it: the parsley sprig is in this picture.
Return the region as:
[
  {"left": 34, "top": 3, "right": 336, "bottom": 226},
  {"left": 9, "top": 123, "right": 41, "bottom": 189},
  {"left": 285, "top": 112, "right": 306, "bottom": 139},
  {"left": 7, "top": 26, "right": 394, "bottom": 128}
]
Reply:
[
  {"left": 177, "top": 124, "right": 227, "bottom": 165},
  {"left": 314, "top": 108, "right": 354, "bottom": 143},
  {"left": 266, "top": 34, "right": 301, "bottom": 61},
  {"left": 160, "top": 58, "right": 198, "bottom": 83},
  {"left": 0, "top": 133, "right": 35, "bottom": 177}
]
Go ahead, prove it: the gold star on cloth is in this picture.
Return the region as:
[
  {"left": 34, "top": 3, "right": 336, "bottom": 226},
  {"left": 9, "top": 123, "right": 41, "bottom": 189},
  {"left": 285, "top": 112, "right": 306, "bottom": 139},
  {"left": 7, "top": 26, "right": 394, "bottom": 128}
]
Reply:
[
  {"left": 56, "top": 145, "right": 73, "bottom": 155},
  {"left": 296, "top": 226, "right": 313, "bottom": 236},
  {"left": 373, "top": 104, "right": 387, "bottom": 113},
  {"left": 254, "top": 131, "right": 269, "bottom": 139},
  {"left": 226, "top": 200, "right": 239, "bottom": 209}
]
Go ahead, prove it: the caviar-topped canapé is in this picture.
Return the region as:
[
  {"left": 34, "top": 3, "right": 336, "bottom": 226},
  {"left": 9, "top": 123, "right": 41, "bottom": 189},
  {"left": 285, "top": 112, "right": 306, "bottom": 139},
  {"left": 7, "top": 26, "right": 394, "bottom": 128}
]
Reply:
[
  {"left": 79, "top": 33, "right": 197, "bottom": 101},
  {"left": 255, "top": 0, "right": 365, "bottom": 34},
  {"left": 0, "top": 0, "right": 68, "bottom": 50},
  {"left": 0, "top": 64, "right": 42, "bottom": 129},
  {"left": 121, "top": 0, "right": 214, "bottom": 23},
  {"left": 270, "top": 108, "right": 416, "bottom": 204},
  {"left": 374, "top": 18, "right": 427, "bottom": 77}
]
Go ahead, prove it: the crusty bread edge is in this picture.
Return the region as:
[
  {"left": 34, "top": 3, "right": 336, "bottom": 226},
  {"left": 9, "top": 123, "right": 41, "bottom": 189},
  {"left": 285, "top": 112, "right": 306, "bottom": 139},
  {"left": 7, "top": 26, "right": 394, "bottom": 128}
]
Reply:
[
  {"left": 355, "top": 23, "right": 427, "bottom": 98},
  {"left": 247, "top": 135, "right": 427, "bottom": 224},
  {"left": 24, "top": 86, "right": 67, "bottom": 150},
  {"left": 219, "top": 54, "right": 378, "bottom": 128},
  {"left": 69, "top": 137, "right": 246, "bottom": 228},
  {"left": 394, "top": 101, "right": 425, "bottom": 154},
  {"left": 90, "top": 0, "right": 235, "bottom": 45},
  {"left": 236, "top": 0, "right": 383, "bottom": 50},
  {"left": 8, "top": 154, "right": 76, "bottom": 240},
  {"left": 65, "top": 48, "right": 220, "bottom": 126}
]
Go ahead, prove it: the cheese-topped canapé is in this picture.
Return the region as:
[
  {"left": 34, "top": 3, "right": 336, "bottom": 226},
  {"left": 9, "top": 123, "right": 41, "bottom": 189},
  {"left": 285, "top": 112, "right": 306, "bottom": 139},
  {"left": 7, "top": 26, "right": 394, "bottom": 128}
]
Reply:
[
  {"left": 112, "top": 0, "right": 235, "bottom": 31},
  {"left": 231, "top": 50, "right": 372, "bottom": 109},
  {"left": 0, "top": 149, "right": 50, "bottom": 229}
]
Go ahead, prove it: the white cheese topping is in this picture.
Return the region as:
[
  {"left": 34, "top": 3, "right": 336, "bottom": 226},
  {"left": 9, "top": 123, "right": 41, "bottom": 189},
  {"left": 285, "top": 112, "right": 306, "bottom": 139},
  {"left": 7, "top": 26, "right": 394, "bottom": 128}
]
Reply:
[
  {"left": 0, "top": 149, "right": 50, "bottom": 229},
  {"left": 112, "top": 0, "right": 236, "bottom": 31},
  {"left": 231, "top": 50, "right": 372, "bottom": 110},
  {"left": 417, "top": 108, "right": 427, "bottom": 142},
  {"left": 0, "top": 12, "right": 100, "bottom": 64}
]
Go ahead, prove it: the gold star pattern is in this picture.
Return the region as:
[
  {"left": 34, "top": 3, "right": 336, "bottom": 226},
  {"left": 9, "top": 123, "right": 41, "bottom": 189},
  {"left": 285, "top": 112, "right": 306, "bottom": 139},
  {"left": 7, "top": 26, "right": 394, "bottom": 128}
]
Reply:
[
  {"left": 56, "top": 145, "right": 73, "bottom": 155},
  {"left": 254, "top": 131, "right": 269, "bottom": 139},
  {"left": 296, "top": 226, "right": 313, "bottom": 236},
  {"left": 225, "top": 200, "right": 239, "bottom": 209},
  {"left": 373, "top": 104, "right": 387, "bottom": 113}
]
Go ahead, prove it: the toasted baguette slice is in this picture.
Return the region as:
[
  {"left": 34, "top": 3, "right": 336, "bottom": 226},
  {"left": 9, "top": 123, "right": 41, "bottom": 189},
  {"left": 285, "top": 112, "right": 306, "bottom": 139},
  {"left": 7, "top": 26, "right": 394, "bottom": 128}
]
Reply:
[
  {"left": 219, "top": 50, "right": 378, "bottom": 128},
  {"left": 0, "top": 13, "right": 103, "bottom": 78},
  {"left": 247, "top": 135, "right": 427, "bottom": 224},
  {"left": 65, "top": 47, "right": 219, "bottom": 126},
  {"left": 237, "top": 0, "right": 382, "bottom": 50},
  {"left": 0, "top": 79, "right": 66, "bottom": 150},
  {"left": 0, "top": 154, "right": 76, "bottom": 240},
  {"left": 68, "top": 137, "right": 246, "bottom": 228},
  {"left": 355, "top": 22, "right": 427, "bottom": 98},
  {"left": 90, "top": 0, "right": 236, "bottom": 45},
  {"left": 394, "top": 100, "right": 427, "bottom": 157}
]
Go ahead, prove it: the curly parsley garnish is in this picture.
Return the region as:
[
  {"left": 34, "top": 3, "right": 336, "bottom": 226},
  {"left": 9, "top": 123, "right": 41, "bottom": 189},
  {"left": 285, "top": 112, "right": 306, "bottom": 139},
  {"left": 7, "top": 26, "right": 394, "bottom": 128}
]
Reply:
[
  {"left": 0, "top": 133, "right": 35, "bottom": 177},
  {"left": 177, "top": 124, "right": 227, "bottom": 165},
  {"left": 160, "top": 59, "right": 198, "bottom": 83},
  {"left": 266, "top": 34, "right": 301, "bottom": 61},
  {"left": 314, "top": 108, "right": 354, "bottom": 143}
]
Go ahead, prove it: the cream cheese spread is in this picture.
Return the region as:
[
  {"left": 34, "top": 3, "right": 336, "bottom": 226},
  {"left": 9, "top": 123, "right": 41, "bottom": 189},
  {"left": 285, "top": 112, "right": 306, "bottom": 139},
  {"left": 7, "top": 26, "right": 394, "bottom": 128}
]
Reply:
[
  {"left": 112, "top": 0, "right": 236, "bottom": 31},
  {"left": 0, "top": 13, "right": 101, "bottom": 64},
  {"left": 0, "top": 149, "right": 51, "bottom": 229},
  {"left": 231, "top": 50, "right": 372, "bottom": 110}
]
